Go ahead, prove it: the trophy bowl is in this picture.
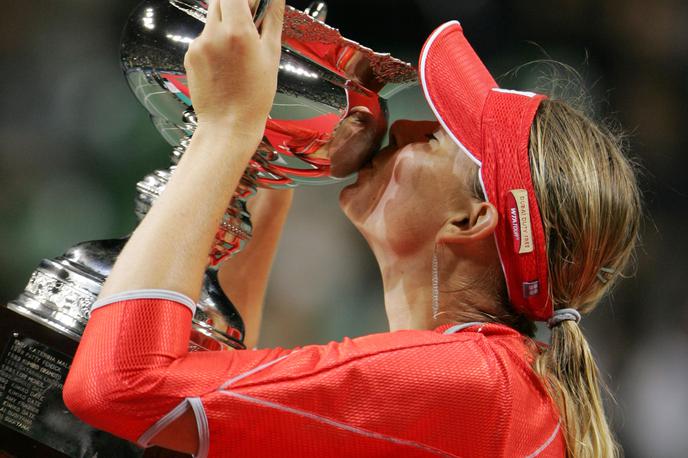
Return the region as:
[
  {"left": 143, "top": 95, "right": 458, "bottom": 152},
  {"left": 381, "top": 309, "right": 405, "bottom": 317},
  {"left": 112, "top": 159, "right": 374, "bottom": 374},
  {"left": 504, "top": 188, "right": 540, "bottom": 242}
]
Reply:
[{"left": 120, "top": 0, "right": 418, "bottom": 188}]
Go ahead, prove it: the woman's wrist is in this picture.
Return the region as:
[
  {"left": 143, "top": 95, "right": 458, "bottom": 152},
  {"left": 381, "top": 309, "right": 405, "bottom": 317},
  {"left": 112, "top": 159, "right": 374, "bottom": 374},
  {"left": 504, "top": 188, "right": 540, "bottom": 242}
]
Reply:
[
  {"left": 192, "top": 118, "right": 265, "bottom": 159},
  {"left": 255, "top": 188, "right": 295, "bottom": 208}
]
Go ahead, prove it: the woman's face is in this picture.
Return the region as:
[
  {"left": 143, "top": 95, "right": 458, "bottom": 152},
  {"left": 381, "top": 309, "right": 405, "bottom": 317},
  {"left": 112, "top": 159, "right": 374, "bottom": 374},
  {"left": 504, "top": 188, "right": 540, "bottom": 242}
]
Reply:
[{"left": 339, "top": 120, "right": 480, "bottom": 257}]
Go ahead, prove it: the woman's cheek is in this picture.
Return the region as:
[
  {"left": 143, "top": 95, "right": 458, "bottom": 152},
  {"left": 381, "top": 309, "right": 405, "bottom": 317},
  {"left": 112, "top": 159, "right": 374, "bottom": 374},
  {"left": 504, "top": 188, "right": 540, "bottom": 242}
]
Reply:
[
  {"left": 393, "top": 154, "right": 433, "bottom": 199},
  {"left": 392, "top": 153, "right": 416, "bottom": 184}
]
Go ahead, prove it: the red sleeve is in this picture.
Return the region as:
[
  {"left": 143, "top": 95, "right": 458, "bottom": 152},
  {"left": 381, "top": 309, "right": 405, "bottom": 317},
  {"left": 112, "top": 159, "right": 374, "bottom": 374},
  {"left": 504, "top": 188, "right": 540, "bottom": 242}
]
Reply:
[
  {"left": 63, "top": 295, "right": 292, "bottom": 444},
  {"left": 63, "top": 294, "right": 563, "bottom": 458}
]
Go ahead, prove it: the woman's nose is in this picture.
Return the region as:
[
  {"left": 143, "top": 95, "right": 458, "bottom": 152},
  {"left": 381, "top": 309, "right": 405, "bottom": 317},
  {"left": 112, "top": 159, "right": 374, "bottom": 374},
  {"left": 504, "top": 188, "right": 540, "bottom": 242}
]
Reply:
[{"left": 389, "top": 120, "right": 440, "bottom": 148}]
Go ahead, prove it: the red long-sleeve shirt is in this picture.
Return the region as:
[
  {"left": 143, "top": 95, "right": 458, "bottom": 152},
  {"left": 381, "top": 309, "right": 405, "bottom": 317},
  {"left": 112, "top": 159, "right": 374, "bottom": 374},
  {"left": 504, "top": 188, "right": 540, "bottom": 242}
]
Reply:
[{"left": 63, "top": 291, "right": 564, "bottom": 457}]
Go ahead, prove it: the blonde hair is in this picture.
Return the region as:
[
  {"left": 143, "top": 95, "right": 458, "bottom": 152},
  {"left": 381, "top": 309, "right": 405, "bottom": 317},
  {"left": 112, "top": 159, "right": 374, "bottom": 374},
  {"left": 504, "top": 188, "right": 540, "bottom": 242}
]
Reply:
[{"left": 528, "top": 99, "right": 641, "bottom": 457}]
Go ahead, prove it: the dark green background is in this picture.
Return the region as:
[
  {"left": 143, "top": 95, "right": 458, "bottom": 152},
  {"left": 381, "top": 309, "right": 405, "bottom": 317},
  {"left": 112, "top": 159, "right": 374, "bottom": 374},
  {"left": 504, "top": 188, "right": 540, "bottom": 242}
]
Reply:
[{"left": 2, "top": 1, "right": 686, "bottom": 455}]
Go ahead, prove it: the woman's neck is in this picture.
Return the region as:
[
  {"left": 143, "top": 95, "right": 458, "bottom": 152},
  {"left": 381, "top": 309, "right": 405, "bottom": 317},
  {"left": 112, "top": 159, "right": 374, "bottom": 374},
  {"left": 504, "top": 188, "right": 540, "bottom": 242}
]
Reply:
[{"left": 375, "top": 245, "right": 502, "bottom": 332}]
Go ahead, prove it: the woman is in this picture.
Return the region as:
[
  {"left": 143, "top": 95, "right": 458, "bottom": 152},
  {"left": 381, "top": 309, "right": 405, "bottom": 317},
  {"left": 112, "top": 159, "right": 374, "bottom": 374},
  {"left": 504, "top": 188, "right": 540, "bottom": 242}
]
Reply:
[{"left": 63, "top": 0, "right": 641, "bottom": 456}]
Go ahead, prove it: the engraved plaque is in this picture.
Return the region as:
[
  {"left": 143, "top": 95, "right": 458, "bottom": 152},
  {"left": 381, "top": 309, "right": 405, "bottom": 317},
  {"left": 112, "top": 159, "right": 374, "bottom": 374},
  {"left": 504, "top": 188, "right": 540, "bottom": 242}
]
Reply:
[
  {"left": 0, "top": 335, "right": 70, "bottom": 439},
  {"left": 0, "top": 306, "right": 188, "bottom": 458},
  {"left": 0, "top": 331, "right": 143, "bottom": 458}
]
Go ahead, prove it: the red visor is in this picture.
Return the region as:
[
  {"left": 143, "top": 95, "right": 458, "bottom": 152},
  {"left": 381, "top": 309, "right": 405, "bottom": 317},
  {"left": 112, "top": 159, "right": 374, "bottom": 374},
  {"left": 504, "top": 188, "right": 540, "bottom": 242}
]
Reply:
[{"left": 420, "top": 21, "right": 552, "bottom": 321}]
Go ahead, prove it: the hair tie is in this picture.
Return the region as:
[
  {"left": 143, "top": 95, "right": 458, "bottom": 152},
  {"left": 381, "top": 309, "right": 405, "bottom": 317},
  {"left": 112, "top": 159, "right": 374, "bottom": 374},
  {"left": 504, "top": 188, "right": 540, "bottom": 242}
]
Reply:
[
  {"left": 597, "top": 267, "right": 616, "bottom": 284},
  {"left": 547, "top": 308, "right": 582, "bottom": 329}
]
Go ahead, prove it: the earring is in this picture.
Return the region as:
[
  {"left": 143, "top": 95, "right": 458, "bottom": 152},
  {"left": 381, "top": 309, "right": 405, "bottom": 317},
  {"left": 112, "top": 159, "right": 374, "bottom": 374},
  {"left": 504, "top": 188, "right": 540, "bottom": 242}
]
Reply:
[{"left": 432, "top": 245, "right": 440, "bottom": 318}]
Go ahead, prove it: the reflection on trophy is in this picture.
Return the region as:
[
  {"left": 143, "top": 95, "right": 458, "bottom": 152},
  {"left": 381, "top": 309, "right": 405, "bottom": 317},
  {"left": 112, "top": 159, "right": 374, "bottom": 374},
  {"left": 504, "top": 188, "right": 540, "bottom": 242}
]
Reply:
[
  {"left": 122, "top": 0, "right": 416, "bottom": 266},
  {"left": 0, "top": 1, "right": 416, "bottom": 456}
]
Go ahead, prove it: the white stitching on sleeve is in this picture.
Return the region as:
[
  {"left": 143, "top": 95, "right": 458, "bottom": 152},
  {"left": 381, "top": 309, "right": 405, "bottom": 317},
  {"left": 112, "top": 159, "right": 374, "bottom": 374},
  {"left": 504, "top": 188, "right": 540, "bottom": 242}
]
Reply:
[
  {"left": 218, "top": 390, "right": 458, "bottom": 458},
  {"left": 188, "top": 397, "right": 210, "bottom": 458},
  {"left": 136, "top": 398, "right": 191, "bottom": 448},
  {"left": 135, "top": 397, "right": 210, "bottom": 458},
  {"left": 219, "top": 353, "right": 294, "bottom": 390},
  {"left": 525, "top": 422, "right": 561, "bottom": 458}
]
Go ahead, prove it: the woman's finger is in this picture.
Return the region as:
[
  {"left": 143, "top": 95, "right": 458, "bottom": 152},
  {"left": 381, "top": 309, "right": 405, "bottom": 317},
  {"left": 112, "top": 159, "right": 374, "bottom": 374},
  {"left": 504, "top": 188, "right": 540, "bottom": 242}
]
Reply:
[
  {"left": 205, "top": 0, "right": 222, "bottom": 26},
  {"left": 219, "top": 0, "right": 254, "bottom": 29},
  {"left": 260, "top": 0, "right": 285, "bottom": 49}
]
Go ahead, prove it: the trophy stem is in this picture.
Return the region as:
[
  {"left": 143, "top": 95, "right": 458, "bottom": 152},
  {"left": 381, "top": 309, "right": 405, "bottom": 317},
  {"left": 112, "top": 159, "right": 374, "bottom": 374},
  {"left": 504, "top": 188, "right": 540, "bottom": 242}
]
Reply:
[{"left": 209, "top": 179, "right": 256, "bottom": 268}]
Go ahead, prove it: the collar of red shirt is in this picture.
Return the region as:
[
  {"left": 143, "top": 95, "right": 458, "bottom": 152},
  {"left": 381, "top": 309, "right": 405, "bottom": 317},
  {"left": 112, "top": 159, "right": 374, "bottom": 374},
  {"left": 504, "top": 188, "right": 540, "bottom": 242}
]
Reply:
[{"left": 435, "top": 322, "right": 524, "bottom": 337}]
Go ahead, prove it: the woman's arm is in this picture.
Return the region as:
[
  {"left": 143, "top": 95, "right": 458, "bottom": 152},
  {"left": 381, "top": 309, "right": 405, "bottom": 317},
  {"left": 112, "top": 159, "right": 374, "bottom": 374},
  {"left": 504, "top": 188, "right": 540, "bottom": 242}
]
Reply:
[
  {"left": 99, "top": 0, "right": 285, "bottom": 302},
  {"left": 64, "top": 1, "right": 286, "bottom": 454},
  {"left": 217, "top": 188, "right": 294, "bottom": 348}
]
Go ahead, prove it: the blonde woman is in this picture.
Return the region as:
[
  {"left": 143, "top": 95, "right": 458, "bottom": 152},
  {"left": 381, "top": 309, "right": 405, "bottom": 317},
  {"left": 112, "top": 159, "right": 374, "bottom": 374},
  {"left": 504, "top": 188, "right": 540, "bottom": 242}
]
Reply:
[{"left": 63, "top": 0, "right": 640, "bottom": 456}]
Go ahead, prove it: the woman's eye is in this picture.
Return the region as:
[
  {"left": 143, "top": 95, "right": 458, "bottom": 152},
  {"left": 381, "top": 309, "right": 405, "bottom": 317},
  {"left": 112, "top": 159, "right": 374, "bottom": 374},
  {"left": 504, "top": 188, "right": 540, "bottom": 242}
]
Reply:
[{"left": 425, "top": 133, "right": 438, "bottom": 141}]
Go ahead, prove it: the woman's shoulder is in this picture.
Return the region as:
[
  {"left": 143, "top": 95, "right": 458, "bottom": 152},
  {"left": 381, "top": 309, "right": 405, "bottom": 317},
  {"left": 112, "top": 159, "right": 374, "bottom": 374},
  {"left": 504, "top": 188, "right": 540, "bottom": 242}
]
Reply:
[
  {"left": 345, "top": 322, "right": 532, "bottom": 361},
  {"left": 309, "top": 323, "right": 531, "bottom": 383},
  {"left": 276, "top": 322, "right": 541, "bottom": 399},
  {"left": 332, "top": 323, "right": 562, "bottom": 456},
  {"left": 343, "top": 323, "right": 556, "bottom": 416}
]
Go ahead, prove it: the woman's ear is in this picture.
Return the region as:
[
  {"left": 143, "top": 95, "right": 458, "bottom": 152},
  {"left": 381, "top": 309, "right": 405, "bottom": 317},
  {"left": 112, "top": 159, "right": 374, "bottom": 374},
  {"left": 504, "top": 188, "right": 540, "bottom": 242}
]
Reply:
[{"left": 437, "top": 201, "right": 499, "bottom": 245}]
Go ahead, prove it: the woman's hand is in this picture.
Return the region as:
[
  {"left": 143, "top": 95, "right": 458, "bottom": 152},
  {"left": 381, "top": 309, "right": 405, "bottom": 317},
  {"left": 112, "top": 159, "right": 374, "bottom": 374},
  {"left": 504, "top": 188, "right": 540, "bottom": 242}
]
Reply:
[
  {"left": 99, "top": 0, "right": 286, "bottom": 301},
  {"left": 184, "top": 0, "right": 285, "bottom": 138}
]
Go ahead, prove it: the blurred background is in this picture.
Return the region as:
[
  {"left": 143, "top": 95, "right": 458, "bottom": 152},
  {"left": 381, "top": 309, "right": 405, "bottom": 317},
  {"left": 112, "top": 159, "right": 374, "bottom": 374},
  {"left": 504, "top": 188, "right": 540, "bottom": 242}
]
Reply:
[{"left": 1, "top": 0, "right": 686, "bottom": 456}]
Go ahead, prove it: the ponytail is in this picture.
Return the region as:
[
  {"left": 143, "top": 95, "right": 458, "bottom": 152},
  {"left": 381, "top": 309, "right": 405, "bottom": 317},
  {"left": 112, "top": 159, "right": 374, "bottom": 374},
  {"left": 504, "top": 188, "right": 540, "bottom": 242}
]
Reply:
[
  {"left": 534, "top": 320, "right": 619, "bottom": 457},
  {"left": 462, "top": 95, "right": 638, "bottom": 455},
  {"left": 525, "top": 99, "right": 641, "bottom": 457}
]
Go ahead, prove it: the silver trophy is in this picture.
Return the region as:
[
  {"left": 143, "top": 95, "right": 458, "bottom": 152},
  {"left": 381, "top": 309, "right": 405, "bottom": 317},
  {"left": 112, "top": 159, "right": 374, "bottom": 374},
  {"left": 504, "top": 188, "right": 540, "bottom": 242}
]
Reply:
[
  {"left": 1, "top": 2, "right": 416, "bottom": 456},
  {"left": 121, "top": 0, "right": 417, "bottom": 266}
]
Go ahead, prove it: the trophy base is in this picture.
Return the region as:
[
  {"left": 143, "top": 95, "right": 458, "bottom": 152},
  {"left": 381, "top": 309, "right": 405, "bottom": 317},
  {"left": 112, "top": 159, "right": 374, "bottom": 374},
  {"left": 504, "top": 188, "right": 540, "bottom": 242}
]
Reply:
[{"left": 0, "top": 306, "right": 189, "bottom": 458}]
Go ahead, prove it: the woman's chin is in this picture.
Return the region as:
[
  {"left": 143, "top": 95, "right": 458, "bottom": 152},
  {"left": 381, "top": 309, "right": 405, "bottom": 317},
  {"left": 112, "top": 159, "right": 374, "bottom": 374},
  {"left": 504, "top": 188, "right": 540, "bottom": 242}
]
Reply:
[
  {"left": 339, "top": 156, "right": 384, "bottom": 221},
  {"left": 339, "top": 173, "right": 368, "bottom": 223},
  {"left": 338, "top": 179, "right": 358, "bottom": 215}
]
